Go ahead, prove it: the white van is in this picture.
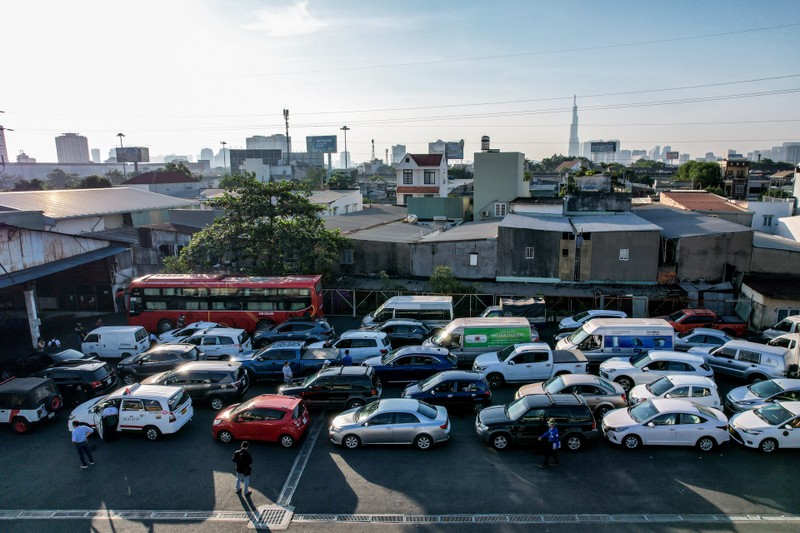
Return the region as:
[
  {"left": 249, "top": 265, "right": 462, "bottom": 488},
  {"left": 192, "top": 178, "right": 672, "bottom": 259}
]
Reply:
[
  {"left": 81, "top": 326, "right": 151, "bottom": 360},
  {"left": 423, "top": 317, "right": 534, "bottom": 366},
  {"left": 361, "top": 296, "right": 454, "bottom": 330},
  {"left": 555, "top": 318, "right": 674, "bottom": 368}
]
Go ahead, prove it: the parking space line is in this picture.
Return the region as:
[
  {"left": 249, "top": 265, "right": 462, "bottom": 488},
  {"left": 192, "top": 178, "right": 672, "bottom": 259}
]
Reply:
[
  {"left": 276, "top": 412, "right": 326, "bottom": 507},
  {"left": 292, "top": 513, "right": 800, "bottom": 524}
]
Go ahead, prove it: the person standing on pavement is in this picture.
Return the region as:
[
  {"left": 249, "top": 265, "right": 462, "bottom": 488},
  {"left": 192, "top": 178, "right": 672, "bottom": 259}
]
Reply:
[
  {"left": 341, "top": 349, "right": 353, "bottom": 366},
  {"left": 101, "top": 403, "right": 119, "bottom": 442},
  {"left": 71, "top": 420, "right": 95, "bottom": 469},
  {"left": 282, "top": 361, "right": 293, "bottom": 384},
  {"left": 232, "top": 441, "right": 253, "bottom": 496},
  {"left": 74, "top": 322, "right": 86, "bottom": 344},
  {"left": 538, "top": 418, "right": 560, "bottom": 468}
]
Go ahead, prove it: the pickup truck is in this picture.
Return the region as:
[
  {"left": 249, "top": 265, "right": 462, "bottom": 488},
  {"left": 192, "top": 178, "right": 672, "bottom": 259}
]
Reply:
[
  {"left": 768, "top": 333, "right": 800, "bottom": 362},
  {"left": 662, "top": 308, "right": 748, "bottom": 337},
  {"left": 471, "top": 342, "right": 588, "bottom": 389},
  {"left": 232, "top": 341, "right": 338, "bottom": 382}
]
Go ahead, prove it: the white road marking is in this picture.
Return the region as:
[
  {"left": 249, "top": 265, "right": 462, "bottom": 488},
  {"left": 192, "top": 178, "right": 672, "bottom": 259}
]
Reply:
[{"left": 276, "top": 412, "right": 326, "bottom": 507}]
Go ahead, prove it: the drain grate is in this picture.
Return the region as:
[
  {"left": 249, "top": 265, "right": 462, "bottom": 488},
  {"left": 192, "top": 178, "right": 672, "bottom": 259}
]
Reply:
[{"left": 249, "top": 505, "right": 294, "bottom": 530}]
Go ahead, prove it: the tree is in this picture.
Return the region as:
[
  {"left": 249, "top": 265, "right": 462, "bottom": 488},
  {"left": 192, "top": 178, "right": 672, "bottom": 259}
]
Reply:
[
  {"left": 72, "top": 175, "right": 112, "bottom": 189},
  {"left": 448, "top": 166, "right": 474, "bottom": 180},
  {"left": 173, "top": 173, "right": 349, "bottom": 277},
  {"left": 46, "top": 168, "right": 80, "bottom": 189},
  {"left": 327, "top": 170, "right": 357, "bottom": 190},
  {"left": 429, "top": 265, "right": 477, "bottom": 294},
  {"left": 674, "top": 161, "right": 721, "bottom": 189},
  {"left": 163, "top": 161, "right": 194, "bottom": 177},
  {"left": 631, "top": 159, "right": 666, "bottom": 170},
  {"left": 104, "top": 169, "right": 127, "bottom": 185},
  {"left": 301, "top": 167, "right": 327, "bottom": 190},
  {"left": 12, "top": 179, "right": 46, "bottom": 191}
]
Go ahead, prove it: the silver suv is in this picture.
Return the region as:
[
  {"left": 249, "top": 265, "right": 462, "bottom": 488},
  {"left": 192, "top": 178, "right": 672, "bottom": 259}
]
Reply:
[{"left": 308, "top": 330, "right": 392, "bottom": 364}]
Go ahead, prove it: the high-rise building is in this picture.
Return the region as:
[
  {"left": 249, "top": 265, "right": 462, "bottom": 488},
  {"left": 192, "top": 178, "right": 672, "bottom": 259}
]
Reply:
[
  {"left": 246, "top": 134, "right": 287, "bottom": 150},
  {"left": 90, "top": 148, "right": 101, "bottom": 163},
  {"left": 783, "top": 142, "right": 800, "bottom": 165},
  {"left": 391, "top": 144, "right": 406, "bottom": 165},
  {"left": 55, "top": 133, "right": 90, "bottom": 164},
  {"left": 568, "top": 95, "right": 580, "bottom": 157},
  {"left": 0, "top": 126, "right": 9, "bottom": 165},
  {"left": 199, "top": 148, "right": 214, "bottom": 163},
  {"left": 340, "top": 151, "right": 351, "bottom": 169}
]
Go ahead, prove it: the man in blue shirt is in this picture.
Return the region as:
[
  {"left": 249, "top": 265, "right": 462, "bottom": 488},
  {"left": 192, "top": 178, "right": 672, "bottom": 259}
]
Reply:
[
  {"left": 71, "top": 420, "right": 95, "bottom": 469},
  {"left": 537, "top": 418, "right": 560, "bottom": 468},
  {"left": 341, "top": 349, "right": 353, "bottom": 366}
]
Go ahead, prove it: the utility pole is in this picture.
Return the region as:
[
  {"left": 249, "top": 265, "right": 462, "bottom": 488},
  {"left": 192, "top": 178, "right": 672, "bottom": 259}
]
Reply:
[
  {"left": 283, "top": 109, "right": 291, "bottom": 178},
  {"left": 117, "top": 133, "right": 126, "bottom": 178},
  {"left": 220, "top": 141, "right": 228, "bottom": 175},
  {"left": 340, "top": 126, "right": 350, "bottom": 170}
]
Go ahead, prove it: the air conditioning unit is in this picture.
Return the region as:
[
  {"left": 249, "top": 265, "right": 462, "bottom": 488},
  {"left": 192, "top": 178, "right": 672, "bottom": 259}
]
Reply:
[{"left": 480, "top": 210, "right": 490, "bottom": 217}]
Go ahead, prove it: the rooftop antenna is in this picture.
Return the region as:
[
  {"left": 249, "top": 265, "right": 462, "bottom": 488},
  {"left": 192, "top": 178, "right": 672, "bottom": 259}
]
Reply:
[{"left": 371, "top": 139, "right": 375, "bottom": 161}]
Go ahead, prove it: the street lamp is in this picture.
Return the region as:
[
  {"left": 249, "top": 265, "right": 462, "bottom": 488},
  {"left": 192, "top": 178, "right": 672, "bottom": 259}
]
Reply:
[
  {"left": 340, "top": 126, "right": 350, "bottom": 169},
  {"left": 220, "top": 141, "right": 228, "bottom": 174},
  {"left": 116, "top": 133, "right": 127, "bottom": 178}
]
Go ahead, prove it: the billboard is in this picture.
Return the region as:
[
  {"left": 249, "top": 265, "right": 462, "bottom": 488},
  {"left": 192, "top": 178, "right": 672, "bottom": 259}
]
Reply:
[
  {"left": 116, "top": 146, "right": 150, "bottom": 163},
  {"left": 590, "top": 141, "right": 617, "bottom": 153},
  {"left": 306, "top": 135, "right": 338, "bottom": 154},
  {"left": 665, "top": 151, "right": 679, "bottom": 160},
  {"left": 428, "top": 139, "right": 465, "bottom": 159}
]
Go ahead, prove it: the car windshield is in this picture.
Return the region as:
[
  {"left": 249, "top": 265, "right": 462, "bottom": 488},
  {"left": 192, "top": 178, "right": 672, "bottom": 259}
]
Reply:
[
  {"left": 543, "top": 375, "right": 565, "bottom": 393},
  {"left": 382, "top": 349, "right": 405, "bottom": 364},
  {"left": 168, "top": 390, "right": 190, "bottom": 411},
  {"left": 645, "top": 377, "right": 674, "bottom": 396},
  {"left": 567, "top": 327, "right": 590, "bottom": 345},
  {"left": 496, "top": 345, "right": 517, "bottom": 362},
  {"left": 353, "top": 400, "right": 381, "bottom": 423},
  {"left": 231, "top": 399, "right": 257, "bottom": 416},
  {"left": 417, "top": 373, "right": 443, "bottom": 390},
  {"left": 747, "top": 380, "right": 783, "bottom": 398},
  {"left": 632, "top": 355, "right": 653, "bottom": 369},
  {"left": 572, "top": 311, "right": 590, "bottom": 322},
  {"left": 429, "top": 329, "right": 450, "bottom": 347},
  {"left": 629, "top": 401, "right": 659, "bottom": 423},
  {"left": 89, "top": 367, "right": 111, "bottom": 380},
  {"left": 668, "top": 311, "right": 687, "bottom": 322},
  {"left": 754, "top": 403, "right": 795, "bottom": 426},
  {"left": 505, "top": 397, "right": 528, "bottom": 420},
  {"left": 676, "top": 330, "right": 696, "bottom": 339}
]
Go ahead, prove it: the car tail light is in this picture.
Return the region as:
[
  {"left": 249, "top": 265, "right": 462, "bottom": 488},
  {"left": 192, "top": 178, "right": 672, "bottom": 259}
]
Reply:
[
  {"left": 168, "top": 411, "right": 176, "bottom": 423},
  {"left": 483, "top": 390, "right": 491, "bottom": 398},
  {"left": 370, "top": 389, "right": 378, "bottom": 396},
  {"left": 621, "top": 393, "right": 627, "bottom": 403},
  {"left": 91, "top": 380, "right": 102, "bottom": 389},
  {"left": 592, "top": 420, "right": 597, "bottom": 430},
  {"left": 440, "top": 421, "right": 449, "bottom": 430},
  {"left": 380, "top": 349, "right": 388, "bottom": 355}
]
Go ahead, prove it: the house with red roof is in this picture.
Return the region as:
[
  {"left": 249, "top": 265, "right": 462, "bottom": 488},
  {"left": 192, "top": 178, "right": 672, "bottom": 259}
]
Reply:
[{"left": 394, "top": 153, "right": 448, "bottom": 205}]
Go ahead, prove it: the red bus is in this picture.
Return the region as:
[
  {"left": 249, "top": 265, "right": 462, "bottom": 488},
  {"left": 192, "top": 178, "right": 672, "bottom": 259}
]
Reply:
[{"left": 127, "top": 274, "right": 324, "bottom": 333}]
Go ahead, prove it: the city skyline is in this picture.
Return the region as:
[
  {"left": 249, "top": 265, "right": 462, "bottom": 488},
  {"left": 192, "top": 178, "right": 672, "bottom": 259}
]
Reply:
[{"left": 2, "top": 1, "right": 799, "bottom": 165}]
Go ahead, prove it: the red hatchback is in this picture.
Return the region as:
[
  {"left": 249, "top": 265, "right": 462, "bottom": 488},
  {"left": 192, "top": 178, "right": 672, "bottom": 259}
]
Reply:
[{"left": 212, "top": 394, "right": 309, "bottom": 448}]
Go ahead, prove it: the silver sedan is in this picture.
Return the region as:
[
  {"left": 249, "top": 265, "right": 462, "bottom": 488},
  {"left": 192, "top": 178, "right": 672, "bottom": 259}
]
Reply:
[{"left": 329, "top": 398, "right": 450, "bottom": 450}]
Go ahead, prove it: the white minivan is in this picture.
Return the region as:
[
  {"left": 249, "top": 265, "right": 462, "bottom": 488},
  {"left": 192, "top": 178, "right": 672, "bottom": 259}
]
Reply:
[
  {"left": 81, "top": 326, "right": 151, "bottom": 360},
  {"left": 361, "top": 296, "right": 454, "bottom": 330}
]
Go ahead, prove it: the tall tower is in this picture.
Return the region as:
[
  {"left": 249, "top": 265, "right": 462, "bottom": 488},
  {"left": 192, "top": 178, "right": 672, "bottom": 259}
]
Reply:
[
  {"left": 0, "top": 126, "right": 9, "bottom": 166},
  {"left": 55, "top": 133, "right": 90, "bottom": 163},
  {"left": 568, "top": 95, "right": 580, "bottom": 157}
]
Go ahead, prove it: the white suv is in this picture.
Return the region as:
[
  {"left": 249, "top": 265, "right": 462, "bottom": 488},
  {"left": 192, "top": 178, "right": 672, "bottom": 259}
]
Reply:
[
  {"left": 181, "top": 327, "right": 252, "bottom": 360},
  {"left": 67, "top": 383, "right": 193, "bottom": 441},
  {"left": 599, "top": 351, "right": 713, "bottom": 392},
  {"left": 308, "top": 330, "right": 392, "bottom": 364}
]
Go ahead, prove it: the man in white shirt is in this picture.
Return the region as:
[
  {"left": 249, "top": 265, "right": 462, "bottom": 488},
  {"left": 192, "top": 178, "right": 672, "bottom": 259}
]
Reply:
[{"left": 71, "top": 420, "right": 95, "bottom": 469}]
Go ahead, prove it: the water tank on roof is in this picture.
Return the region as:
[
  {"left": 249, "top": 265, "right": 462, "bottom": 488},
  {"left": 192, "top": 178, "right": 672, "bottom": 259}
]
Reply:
[{"left": 481, "top": 135, "right": 490, "bottom": 152}]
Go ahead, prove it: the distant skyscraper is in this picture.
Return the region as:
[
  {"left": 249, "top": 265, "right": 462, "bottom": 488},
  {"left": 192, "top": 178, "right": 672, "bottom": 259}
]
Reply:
[
  {"left": 340, "top": 151, "right": 351, "bottom": 169},
  {"left": 246, "top": 134, "right": 286, "bottom": 150},
  {"left": 91, "top": 148, "right": 101, "bottom": 163},
  {"left": 0, "top": 126, "right": 9, "bottom": 165},
  {"left": 391, "top": 144, "right": 406, "bottom": 165},
  {"left": 55, "top": 133, "right": 90, "bottom": 163},
  {"left": 200, "top": 148, "right": 213, "bottom": 163},
  {"left": 568, "top": 96, "right": 580, "bottom": 157}
]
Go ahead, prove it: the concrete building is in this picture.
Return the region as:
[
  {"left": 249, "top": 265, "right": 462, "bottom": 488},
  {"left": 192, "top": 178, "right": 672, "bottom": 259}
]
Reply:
[
  {"left": 309, "top": 189, "right": 363, "bottom": 217},
  {"left": 750, "top": 232, "right": 800, "bottom": 277},
  {"left": 730, "top": 197, "right": 795, "bottom": 234},
  {"left": 121, "top": 171, "right": 204, "bottom": 198},
  {"left": 720, "top": 158, "right": 750, "bottom": 199},
  {"left": 91, "top": 148, "right": 101, "bottom": 164},
  {"left": 659, "top": 191, "right": 754, "bottom": 227},
  {"left": 473, "top": 150, "right": 528, "bottom": 220},
  {"left": 739, "top": 275, "right": 800, "bottom": 330},
  {"left": 55, "top": 133, "right": 90, "bottom": 164},
  {"left": 411, "top": 221, "right": 499, "bottom": 280},
  {"left": 777, "top": 215, "right": 800, "bottom": 241},
  {"left": 568, "top": 96, "right": 580, "bottom": 157},
  {"left": 391, "top": 145, "right": 406, "bottom": 165},
  {"left": 394, "top": 153, "right": 448, "bottom": 206}
]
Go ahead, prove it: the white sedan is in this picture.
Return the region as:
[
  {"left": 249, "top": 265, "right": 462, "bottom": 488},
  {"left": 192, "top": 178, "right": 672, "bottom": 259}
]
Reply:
[
  {"left": 728, "top": 400, "right": 800, "bottom": 453},
  {"left": 599, "top": 351, "right": 713, "bottom": 392},
  {"left": 628, "top": 375, "right": 721, "bottom": 409},
  {"left": 601, "top": 398, "right": 729, "bottom": 451}
]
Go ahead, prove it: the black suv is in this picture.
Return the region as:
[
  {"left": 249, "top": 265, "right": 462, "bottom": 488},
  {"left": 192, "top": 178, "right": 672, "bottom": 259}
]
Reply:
[
  {"left": 141, "top": 361, "right": 248, "bottom": 410},
  {"left": 1, "top": 349, "right": 95, "bottom": 380},
  {"left": 278, "top": 365, "right": 381, "bottom": 410},
  {"left": 475, "top": 393, "right": 598, "bottom": 451},
  {"left": 35, "top": 361, "right": 118, "bottom": 406},
  {"left": 116, "top": 343, "right": 203, "bottom": 385},
  {"left": 253, "top": 318, "right": 335, "bottom": 348},
  {"left": 0, "top": 377, "right": 63, "bottom": 434}
]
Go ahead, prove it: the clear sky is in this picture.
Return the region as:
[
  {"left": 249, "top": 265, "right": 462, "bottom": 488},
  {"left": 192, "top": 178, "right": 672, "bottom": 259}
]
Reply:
[{"left": 2, "top": 0, "right": 799, "bottom": 164}]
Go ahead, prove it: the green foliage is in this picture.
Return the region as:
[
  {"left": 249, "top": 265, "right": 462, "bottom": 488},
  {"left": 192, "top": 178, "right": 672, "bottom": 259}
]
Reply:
[
  {"left": 327, "top": 170, "right": 357, "bottom": 190},
  {"left": 163, "top": 161, "right": 194, "bottom": 177},
  {"left": 104, "top": 169, "right": 126, "bottom": 185},
  {"left": 705, "top": 186, "right": 724, "bottom": 196},
  {"left": 674, "top": 161, "right": 721, "bottom": 188},
  {"left": 175, "top": 174, "right": 349, "bottom": 277},
  {"left": 11, "top": 179, "right": 46, "bottom": 191},
  {"left": 631, "top": 159, "right": 666, "bottom": 169},
  {"left": 750, "top": 158, "right": 794, "bottom": 172},
  {"left": 448, "top": 166, "right": 474, "bottom": 180},
  {"left": 161, "top": 255, "right": 192, "bottom": 274},
  {"left": 379, "top": 271, "right": 405, "bottom": 291},
  {"left": 301, "top": 167, "right": 327, "bottom": 190},
  {"left": 429, "top": 266, "right": 477, "bottom": 294},
  {"left": 762, "top": 188, "right": 791, "bottom": 199},
  {"left": 46, "top": 168, "right": 80, "bottom": 189},
  {"left": 529, "top": 154, "right": 591, "bottom": 173},
  {"left": 72, "top": 175, "right": 112, "bottom": 189}
]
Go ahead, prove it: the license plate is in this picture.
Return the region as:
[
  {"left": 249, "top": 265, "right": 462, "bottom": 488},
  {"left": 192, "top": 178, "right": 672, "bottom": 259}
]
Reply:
[{"left": 181, "top": 407, "right": 187, "bottom": 415}]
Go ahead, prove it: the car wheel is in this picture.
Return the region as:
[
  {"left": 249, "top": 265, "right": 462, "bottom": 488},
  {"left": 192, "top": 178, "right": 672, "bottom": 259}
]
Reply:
[
  {"left": 11, "top": 417, "right": 30, "bottom": 434},
  {"left": 615, "top": 376, "right": 634, "bottom": 393},
  {"left": 564, "top": 434, "right": 584, "bottom": 452},
  {"left": 594, "top": 405, "right": 612, "bottom": 420},
  {"left": 623, "top": 434, "right": 641, "bottom": 450},
  {"left": 144, "top": 425, "right": 162, "bottom": 441},
  {"left": 157, "top": 319, "right": 174, "bottom": 333},
  {"left": 121, "top": 373, "right": 137, "bottom": 386},
  {"left": 347, "top": 399, "right": 366, "bottom": 409},
  {"left": 490, "top": 432, "right": 511, "bottom": 450},
  {"left": 749, "top": 374, "right": 767, "bottom": 384},
  {"left": 280, "top": 434, "right": 296, "bottom": 448},
  {"left": 759, "top": 438, "right": 778, "bottom": 453},
  {"left": 473, "top": 402, "right": 487, "bottom": 414},
  {"left": 696, "top": 436, "right": 716, "bottom": 452},
  {"left": 414, "top": 434, "right": 433, "bottom": 450},
  {"left": 218, "top": 430, "right": 234, "bottom": 444},
  {"left": 486, "top": 373, "right": 505, "bottom": 389},
  {"left": 246, "top": 369, "right": 256, "bottom": 384},
  {"left": 209, "top": 396, "right": 226, "bottom": 411},
  {"left": 343, "top": 434, "right": 361, "bottom": 449},
  {"left": 45, "top": 395, "right": 62, "bottom": 412},
  {"left": 256, "top": 320, "right": 274, "bottom": 330}
]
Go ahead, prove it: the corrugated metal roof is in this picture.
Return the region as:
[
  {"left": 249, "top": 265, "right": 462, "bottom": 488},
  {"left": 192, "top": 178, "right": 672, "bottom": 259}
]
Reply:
[
  {"left": 323, "top": 205, "right": 407, "bottom": 235},
  {"left": 0, "top": 188, "right": 198, "bottom": 220},
  {"left": 348, "top": 221, "right": 432, "bottom": 243},
  {"left": 753, "top": 231, "right": 800, "bottom": 252},
  {"left": 634, "top": 205, "right": 753, "bottom": 238},
  {"left": 500, "top": 213, "right": 572, "bottom": 232},
  {"left": 310, "top": 190, "right": 356, "bottom": 205},
  {"left": 122, "top": 171, "right": 199, "bottom": 185},
  {"left": 80, "top": 227, "right": 140, "bottom": 244},
  {"left": 0, "top": 245, "right": 128, "bottom": 289},
  {"left": 420, "top": 221, "right": 499, "bottom": 242},
  {"left": 571, "top": 213, "right": 661, "bottom": 233}
]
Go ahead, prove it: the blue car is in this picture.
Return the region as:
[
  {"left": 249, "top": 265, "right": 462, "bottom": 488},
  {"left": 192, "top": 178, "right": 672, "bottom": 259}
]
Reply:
[
  {"left": 401, "top": 370, "right": 492, "bottom": 412},
  {"left": 362, "top": 346, "right": 458, "bottom": 383}
]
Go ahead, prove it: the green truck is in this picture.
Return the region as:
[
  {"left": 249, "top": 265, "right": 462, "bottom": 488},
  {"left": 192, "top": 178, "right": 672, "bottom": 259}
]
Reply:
[{"left": 423, "top": 317, "right": 535, "bottom": 366}]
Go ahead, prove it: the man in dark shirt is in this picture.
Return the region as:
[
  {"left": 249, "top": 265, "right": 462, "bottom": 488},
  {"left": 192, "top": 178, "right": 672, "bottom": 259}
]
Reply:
[{"left": 232, "top": 441, "right": 253, "bottom": 496}]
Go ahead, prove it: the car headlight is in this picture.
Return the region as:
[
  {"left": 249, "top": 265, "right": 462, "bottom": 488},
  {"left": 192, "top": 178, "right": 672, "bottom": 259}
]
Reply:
[
  {"left": 606, "top": 426, "right": 630, "bottom": 433},
  {"left": 735, "top": 400, "right": 756, "bottom": 406},
  {"left": 739, "top": 427, "right": 762, "bottom": 435},
  {"left": 213, "top": 419, "right": 222, "bottom": 425},
  {"left": 603, "top": 367, "right": 616, "bottom": 373},
  {"left": 330, "top": 425, "right": 342, "bottom": 433},
  {"left": 476, "top": 422, "right": 488, "bottom": 431},
  {"left": 473, "top": 365, "right": 485, "bottom": 372}
]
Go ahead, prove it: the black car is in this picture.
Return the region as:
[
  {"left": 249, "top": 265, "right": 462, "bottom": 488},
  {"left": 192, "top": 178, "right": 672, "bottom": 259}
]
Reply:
[
  {"left": 116, "top": 343, "right": 203, "bottom": 385},
  {"left": 475, "top": 393, "right": 598, "bottom": 452},
  {"left": 401, "top": 370, "right": 491, "bottom": 412},
  {"left": 278, "top": 365, "right": 381, "bottom": 410},
  {"left": 253, "top": 318, "right": 335, "bottom": 348},
  {"left": 35, "top": 360, "right": 118, "bottom": 406},
  {"left": 141, "top": 361, "right": 248, "bottom": 410},
  {"left": 0, "top": 377, "right": 63, "bottom": 434},
  {"left": 368, "top": 319, "right": 431, "bottom": 347},
  {"left": 0, "top": 349, "right": 95, "bottom": 381}
]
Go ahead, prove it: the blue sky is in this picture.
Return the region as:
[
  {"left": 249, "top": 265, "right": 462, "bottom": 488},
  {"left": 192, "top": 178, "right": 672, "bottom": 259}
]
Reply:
[{"left": 2, "top": 0, "right": 798, "bottom": 164}]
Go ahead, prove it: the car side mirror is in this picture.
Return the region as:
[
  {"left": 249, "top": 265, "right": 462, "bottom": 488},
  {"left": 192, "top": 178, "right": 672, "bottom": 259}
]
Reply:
[
  {"left": 785, "top": 424, "right": 794, "bottom": 430},
  {"left": 138, "top": 360, "right": 144, "bottom": 365},
  {"left": 234, "top": 417, "right": 243, "bottom": 423},
  {"left": 665, "top": 394, "right": 672, "bottom": 399},
  {"left": 256, "top": 357, "right": 264, "bottom": 362},
  {"left": 362, "top": 422, "right": 369, "bottom": 427},
  {"left": 647, "top": 422, "right": 655, "bottom": 428},
  {"left": 508, "top": 361, "right": 515, "bottom": 366},
  {"left": 430, "top": 390, "right": 436, "bottom": 395}
]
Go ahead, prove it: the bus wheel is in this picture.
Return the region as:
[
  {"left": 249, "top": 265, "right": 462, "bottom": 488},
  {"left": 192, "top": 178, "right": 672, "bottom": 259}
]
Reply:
[{"left": 157, "top": 319, "right": 174, "bottom": 333}]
